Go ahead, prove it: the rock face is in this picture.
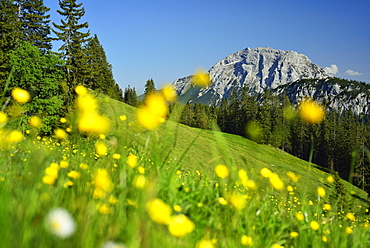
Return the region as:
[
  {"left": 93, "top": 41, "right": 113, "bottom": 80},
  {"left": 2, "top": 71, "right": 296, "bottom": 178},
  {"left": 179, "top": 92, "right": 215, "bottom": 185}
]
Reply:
[{"left": 173, "top": 47, "right": 330, "bottom": 105}]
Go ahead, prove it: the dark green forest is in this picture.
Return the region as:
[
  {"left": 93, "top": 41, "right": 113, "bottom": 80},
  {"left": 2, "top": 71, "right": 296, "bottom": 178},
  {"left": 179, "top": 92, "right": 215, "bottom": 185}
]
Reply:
[{"left": 0, "top": 0, "right": 123, "bottom": 133}]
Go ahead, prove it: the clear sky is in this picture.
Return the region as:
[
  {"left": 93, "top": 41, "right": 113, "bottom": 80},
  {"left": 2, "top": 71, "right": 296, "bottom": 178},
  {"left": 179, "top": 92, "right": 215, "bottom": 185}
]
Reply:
[{"left": 45, "top": 0, "right": 370, "bottom": 94}]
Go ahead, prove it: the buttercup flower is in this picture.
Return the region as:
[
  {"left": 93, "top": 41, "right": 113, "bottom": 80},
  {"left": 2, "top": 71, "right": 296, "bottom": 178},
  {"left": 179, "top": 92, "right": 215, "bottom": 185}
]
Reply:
[
  {"left": 168, "top": 214, "right": 195, "bottom": 237},
  {"left": 29, "top": 116, "right": 42, "bottom": 128},
  {"left": 269, "top": 173, "right": 284, "bottom": 190},
  {"left": 146, "top": 198, "right": 172, "bottom": 225},
  {"left": 299, "top": 98, "right": 325, "bottom": 124},
  {"left": 45, "top": 208, "right": 76, "bottom": 238},
  {"left": 215, "top": 164, "right": 229, "bottom": 179},
  {"left": 192, "top": 68, "right": 211, "bottom": 87},
  {"left": 310, "top": 220, "right": 320, "bottom": 231},
  {"left": 0, "top": 111, "right": 8, "bottom": 124},
  {"left": 12, "top": 87, "right": 30, "bottom": 103}
]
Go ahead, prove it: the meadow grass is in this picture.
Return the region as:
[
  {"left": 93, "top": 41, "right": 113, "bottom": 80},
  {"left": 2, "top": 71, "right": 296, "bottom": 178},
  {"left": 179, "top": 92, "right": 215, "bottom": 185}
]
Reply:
[{"left": 0, "top": 91, "right": 369, "bottom": 248}]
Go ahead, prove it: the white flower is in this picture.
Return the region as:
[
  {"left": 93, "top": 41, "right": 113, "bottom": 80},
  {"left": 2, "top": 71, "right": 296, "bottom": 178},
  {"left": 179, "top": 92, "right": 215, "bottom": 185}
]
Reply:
[
  {"left": 46, "top": 208, "right": 76, "bottom": 238},
  {"left": 102, "top": 241, "right": 126, "bottom": 248}
]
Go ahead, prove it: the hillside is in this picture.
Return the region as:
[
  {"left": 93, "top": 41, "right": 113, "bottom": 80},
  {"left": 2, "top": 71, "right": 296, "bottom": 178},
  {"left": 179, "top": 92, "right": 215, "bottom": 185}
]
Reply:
[{"left": 98, "top": 92, "right": 369, "bottom": 203}]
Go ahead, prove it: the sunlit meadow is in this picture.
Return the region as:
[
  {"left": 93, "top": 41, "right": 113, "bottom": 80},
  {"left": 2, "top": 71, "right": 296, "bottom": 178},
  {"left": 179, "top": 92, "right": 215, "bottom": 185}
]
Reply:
[{"left": 0, "top": 76, "right": 369, "bottom": 247}]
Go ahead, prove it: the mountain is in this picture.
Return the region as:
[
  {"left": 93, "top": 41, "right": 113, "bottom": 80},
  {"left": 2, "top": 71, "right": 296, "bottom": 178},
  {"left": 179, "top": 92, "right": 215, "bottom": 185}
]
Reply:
[{"left": 173, "top": 47, "right": 330, "bottom": 105}]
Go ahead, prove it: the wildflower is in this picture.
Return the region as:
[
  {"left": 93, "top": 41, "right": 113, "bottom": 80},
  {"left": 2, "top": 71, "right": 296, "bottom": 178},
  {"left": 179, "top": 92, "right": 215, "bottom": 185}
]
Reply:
[
  {"left": 134, "top": 175, "right": 147, "bottom": 189},
  {"left": 246, "top": 180, "right": 257, "bottom": 190},
  {"left": 146, "top": 198, "right": 172, "bottom": 225},
  {"left": 310, "top": 221, "right": 320, "bottom": 231},
  {"left": 322, "top": 236, "right": 328, "bottom": 242},
  {"left": 54, "top": 129, "right": 67, "bottom": 140},
  {"left": 60, "top": 117, "right": 67, "bottom": 123},
  {"left": 63, "top": 181, "right": 73, "bottom": 188},
  {"left": 127, "top": 154, "right": 138, "bottom": 168},
  {"left": 323, "top": 204, "right": 332, "bottom": 211},
  {"left": 197, "top": 239, "right": 215, "bottom": 248},
  {"left": 326, "top": 175, "right": 335, "bottom": 183},
  {"left": 45, "top": 208, "right": 76, "bottom": 238},
  {"left": 119, "top": 115, "right": 127, "bottom": 121},
  {"left": 260, "top": 168, "right": 272, "bottom": 178},
  {"left": 79, "top": 163, "right": 88, "bottom": 170},
  {"left": 6, "top": 130, "right": 23, "bottom": 142},
  {"left": 12, "top": 87, "right": 30, "bottom": 103},
  {"left": 269, "top": 173, "right": 284, "bottom": 190},
  {"left": 214, "top": 164, "right": 229, "bottom": 179},
  {"left": 60, "top": 160, "right": 69, "bottom": 168},
  {"left": 101, "top": 241, "right": 126, "bottom": 248},
  {"left": 67, "top": 171, "right": 81, "bottom": 179},
  {"left": 230, "top": 193, "right": 247, "bottom": 210},
  {"left": 0, "top": 111, "right": 8, "bottom": 124},
  {"left": 346, "top": 212, "right": 355, "bottom": 221},
  {"left": 29, "top": 116, "right": 42, "bottom": 128},
  {"left": 138, "top": 166, "right": 145, "bottom": 174},
  {"left": 137, "top": 92, "right": 168, "bottom": 130},
  {"left": 75, "top": 85, "right": 87, "bottom": 96},
  {"left": 94, "top": 169, "right": 113, "bottom": 192},
  {"left": 308, "top": 200, "right": 314, "bottom": 205},
  {"left": 295, "top": 213, "right": 304, "bottom": 221},
  {"left": 272, "top": 244, "right": 284, "bottom": 248},
  {"left": 78, "top": 111, "right": 110, "bottom": 134},
  {"left": 168, "top": 214, "right": 195, "bottom": 237},
  {"left": 98, "top": 203, "right": 111, "bottom": 214},
  {"left": 112, "top": 153, "right": 121, "bottom": 160},
  {"left": 241, "top": 235, "right": 253, "bottom": 246},
  {"left": 299, "top": 98, "right": 325, "bottom": 124},
  {"left": 161, "top": 84, "right": 178, "bottom": 102},
  {"left": 95, "top": 141, "right": 108, "bottom": 156},
  {"left": 345, "top": 227, "right": 353, "bottom": 234},
  {"left": 99, "top": 134, "right": 106, "bottom": 139},
  {"left": 287, "top": 171, "right": 299, "bottom": 182},
  {"left": 290, "top": 232, "right": 299, "bottom": 238},
  {"left": 287, "top": 186, "right": 294, "bottom": 192},
  {"left": 218, "top": 197, "right": 227, "bottom": 205},
  {"left": 192, "top": 68, "right": 211, "bottom": 87},
  {"left": 174, "top": 205, "right": 182, "bottom": 212},
  {"left": 317, "top": 187, "right": 326, "bottom": 197}
]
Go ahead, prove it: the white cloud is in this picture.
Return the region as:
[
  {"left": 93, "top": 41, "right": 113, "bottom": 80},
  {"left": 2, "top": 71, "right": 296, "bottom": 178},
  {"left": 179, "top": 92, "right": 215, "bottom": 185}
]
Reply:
[
  {"left": 324, "top": 64, "right": 339, "bottom": 75},
  {"left": 345, "top": 69, "right": 363, "bottom": 76}
]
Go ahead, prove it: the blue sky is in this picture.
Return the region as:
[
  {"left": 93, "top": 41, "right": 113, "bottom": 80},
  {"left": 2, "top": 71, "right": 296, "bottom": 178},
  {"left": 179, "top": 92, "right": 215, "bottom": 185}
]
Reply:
[{"left": 45, "top": 0, "right": 370, "bottom": 94}]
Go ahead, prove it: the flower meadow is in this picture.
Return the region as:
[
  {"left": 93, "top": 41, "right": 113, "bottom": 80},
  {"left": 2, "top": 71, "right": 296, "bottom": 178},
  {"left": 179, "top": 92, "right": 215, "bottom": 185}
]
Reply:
[{"left": 0, "top": 80, "right": 369, "bottom": 247}]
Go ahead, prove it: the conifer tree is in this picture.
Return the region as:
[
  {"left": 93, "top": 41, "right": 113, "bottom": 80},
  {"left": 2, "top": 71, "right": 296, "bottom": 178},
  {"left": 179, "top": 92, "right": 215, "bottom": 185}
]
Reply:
[
  {"left": 52, "top": 0, "right": 90, "bottom": 89},
  {"left": 144, "top": 78, "right": 156, "bottom": 99},
  {"left": 123, "top": 86, "right": 138, "bottom": 107},
  {"left": 16, "top": 0, "right": 52, "bottom": 52}
]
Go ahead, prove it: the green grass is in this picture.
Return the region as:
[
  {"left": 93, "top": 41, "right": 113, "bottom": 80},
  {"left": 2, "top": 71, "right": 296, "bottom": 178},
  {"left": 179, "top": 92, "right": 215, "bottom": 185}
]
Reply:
[{"left": 0, "top": 92, "right": 369, "bottom": 248}]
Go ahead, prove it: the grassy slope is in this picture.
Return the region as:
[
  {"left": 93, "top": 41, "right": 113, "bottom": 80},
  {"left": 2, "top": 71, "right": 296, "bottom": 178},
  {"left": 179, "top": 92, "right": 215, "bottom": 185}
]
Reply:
[{"left": 98, "top": 93, "right": 369, "bottom": 204}]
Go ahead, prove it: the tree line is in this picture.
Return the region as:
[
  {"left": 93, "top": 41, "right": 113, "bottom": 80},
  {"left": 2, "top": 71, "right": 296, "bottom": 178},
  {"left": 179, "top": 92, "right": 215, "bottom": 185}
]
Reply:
[
  {"left": 0, "top": 0, "right": 123, "bottom": 133},
  {"left": 170, "top": 86, "right": 370, "bottom": 194}
]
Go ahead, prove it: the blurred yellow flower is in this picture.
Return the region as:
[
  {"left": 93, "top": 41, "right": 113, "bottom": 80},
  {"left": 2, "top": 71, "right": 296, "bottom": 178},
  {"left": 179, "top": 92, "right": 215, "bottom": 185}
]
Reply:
[
  {"left": 138, "top": 166, "right": 145, "bottom": 174},
  {"left": 269, "top": 173, "right": 284, "bottom": 190},
  {"left": 173, "top": 205, "right": 182, "bottom": 212},
  {"left": 230, "top": 193, "right": 247, "bottom": 210},
  {"left": 29, "top": 116, "right": 41, "bottom": 128},
  {"left": 218, "top": 197, "right": 227, "bottom": 205},
  {"left": 168, "top": 214, "right": 195, "bottom": 237},
  {"left": 67, "top": 171, "right": 81, "bottom": 179},
  {"left": 161, "top": 84, "right": 178, "bottom": 102},
  {"left": 192, "top": 68, "right": 211, "bottom": 87},
  {"left": 12, "top": 87, "right": 30, "bottom": 103},
  {"left": 134, "top": 175, "right": 147, "bottom": 189},
  {"left": 94, "top": 169, "right": 112, "bottom": 192},
  {"left": 346, "top": 212, "right": 355, "bottom": 221},
  {"left": 260, "top": 168, "right": 272, "bottom": 178},
  {"left": 127, "top": 154, "right": 138, "bottom": 168},
  {"left": 79, "top": 163, "right": 88, "bottom": 170},
  {"left": 60, "top": 160, "right": 69, "bottom": 168},
  {"left": 112, "top": 153, "right": 121, "bottom": 160},
  {"left": 310, "top": 221, "right": 320, "bottom": 230},
  {"left": 78, "top": 112, "right": 110, "bottom": 134},
  {"left": 215, "top": 164, "right": 229, "bottom": 179},
  {"left": 317, "top": 187, "right": 326, "bottom": 197},
  {"left": 98, "top": 203, "right": 111, "bottom": 215},
  {"left": 146, "top": 198, "right": 172, "bottom": 225},
  {"left": 345, "top": 227, "right": 353, "bottom": 234},
  {"left": 7, "top": 130, "right": 23, "bottom": 143},
  {"left": 137, "top": 92, "right": 168, "bottom": 130},
  {"left": 241, "top": 235, "right": 253, "bottom": 246},
  {"left": 0, "top": 111, "right": 8, "bottom": 124},
  {"left": 322, "top": 236, "right": 328, "bottom": 242},
  {"left": 299, "top": 98, "right": 325, "bottom": 124},
  {"left": 60, "top": 117, "right": 67, "bottom": 123},
  {"left": 119, "top": 115, "right": 127, "bottom": 121},
  {"left": 272, "top": 244, "right": 284, "bottom": 248},
  {"left": 54, "top": 129, "right": 67, "bottom": 140},
  {"left": 326, "top": 175, "right": 335, "bottom": 183},
  {"left": 75, "top": 85, "right": 87, "bottom": 96},
  {"left": 287, "top": 171, "right": 299, "bottom": 182},
  {"left": 287, "top": 185, "right": 294, "bottom": 192},
  {"left": 95, "top": 141, "right": 107, "bottom": 156},
  {"left": 323, "top": 204, "right": 332, "bottom": 211},
  {"left": 290, "top": 232, "right": 299, "bottom": 238},
  {"left": 197, "top": 239, "right": 215, "bottom": 248}
]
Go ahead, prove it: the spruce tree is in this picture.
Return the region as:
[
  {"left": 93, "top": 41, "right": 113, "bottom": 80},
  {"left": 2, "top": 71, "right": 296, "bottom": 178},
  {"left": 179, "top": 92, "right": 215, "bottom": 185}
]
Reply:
[
  {"left": 16, "top": 0, "right": 52, "bottom": 52},
  {"left": 144, "top": 78, "right": 156, "bottom": 100},
  {"left": 52, "top": 0, "right": 90, "bottom": 89}
]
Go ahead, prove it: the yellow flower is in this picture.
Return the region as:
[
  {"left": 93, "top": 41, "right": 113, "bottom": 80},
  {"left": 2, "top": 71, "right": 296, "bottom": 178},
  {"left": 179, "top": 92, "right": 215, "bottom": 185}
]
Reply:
[
  {"left": 78, "top": 112, "right": 110, "bottom": 134},
  {"left": 134, "top": 175, "right": 147, "bottom": 189},
  {"left": 310, "top": 221, "right": 320, "bottom": 231},
  {"left": 137, "top": 92, "right": 168, "bottom": 130},
  {"left": 127, "top": 154, "right": 138, "bottom": 168},
  {"left": 54, "top": 129, "right": 67, "bottom": 140},
  {"left": 271, "top": 244, "right": 284, "bottom": 248},
  {"left": 138, "top": 166, "right": 145, "bottom": 174},
  {"left": 42, "top": 175, "right": 56, "bottom": 185},
  {"left": 346, "top": 212, "right": 355, "bottom": 221},
  {"left": 246, "top": 180, "right": 257, "bottom": 190},
  {"left": 214, "top": 164, "right": 229, "bottom": 179},
  {"left": 79, "top": 163, "right": 88, "bottom": 170},
  {"left": 75, "top": 85, "right": 87, "bottom": 96},
  {"left": 241, "top": 235, "right": 253, "bottom": 246},
  {"left": 322, "top": 236, "right": 328, "bottom": 242},
  {"left": 317, "top": 187, "right": 326, "bottom": 197},
  {"left": 287, "top": 171, "right": 299, "bottom": 182},
  {"left": 192, "top": 68, "right": 211, "bottom": 87},
  {"left": 197, "top": 239, "right": 215, "bottom": 248},
  {"left": 112, "top": 153, "right": 121, "bottom": 160},
  {"left": 345, "top": 227, "right": 353, "bottom": 234},
  {"left": 168, "top": 214, "right": 195, "bottom": 237},
  {"left": 287, "top": 185, "right": 294, "bottom": 192},
  {"left": 308, "top": 200, "right": 314, "bottom": 205},
  {"left": 290, "top": 232, "right": 299, "bottom": 238},
  {"left": 60, "top": 160, "right": 69, "bottom": 168},
  {"left": 260, "top": 168, "right": 272, "bottom": 178},
  {"left": 323, "top": 204, "right": 332, "bottom": 211},
  {"left": 161, "top": 84, "right": 178, "bottom": 102},
  {"left": 98, "top": 203, "right": 111, "bottom": 214},
  {"left": 119, "top": 115, "right": 127, "bottom": 121},
  {"left": 295, "top": 213, "right": 304, "bottom": 221},
  {"left": 326, "top": 175, "right": 335, "bottom": 183},
  {"left": 146, "top": 198, "right": 172, "bottom": 225},
  {"left": 95, "top": 141, "right": 107, "bottom": 156},
  {"left": 269, "top": 173, "right": 284, "bottom": 190},
  {"left": 94, "top": 169, "right": 112, "bottom": 192},
  {"left": 230, "top": 193, "right": 247, "bottom": 210},
  {"left": 0, "top": 111, "right": 8, "bottom": 124},
  {"left": 6, "top": 130, "right": 23, "bottom": 142},
  {"left": 29, "top": 116, "right": 42, "bottom": 128},
  {"left": 12, "top": 87, "right": 30, "bottom": 103},
  {"left": 67, "top": 171, "right": 81, "bottom": 179},
  {"left": 60, "top": 117, "right": 67, "bottom": 123},
  {"left": 218, "top": 197, "right": 227, "bottom": 205},
  {"left": 299, "top": 98, "right": 325, "bottom": 124}
]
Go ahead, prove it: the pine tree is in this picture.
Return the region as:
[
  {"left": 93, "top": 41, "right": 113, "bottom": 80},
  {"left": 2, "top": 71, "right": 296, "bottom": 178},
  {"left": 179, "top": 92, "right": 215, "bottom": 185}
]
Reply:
[
  {"left": 84, "top": 34, "right": 123, "bottom": 101},
  {"left": 123, "top": 86, "right": 138, "bottom": 107},
  {"left": 143, "top": 78, "right": 156, "bottom": 100},
  {"left": 52, "top": 0, "right": 90, "bottom": 89},
  {"left": 17, "top": 0, "right": 52, "bottom": 52}
]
